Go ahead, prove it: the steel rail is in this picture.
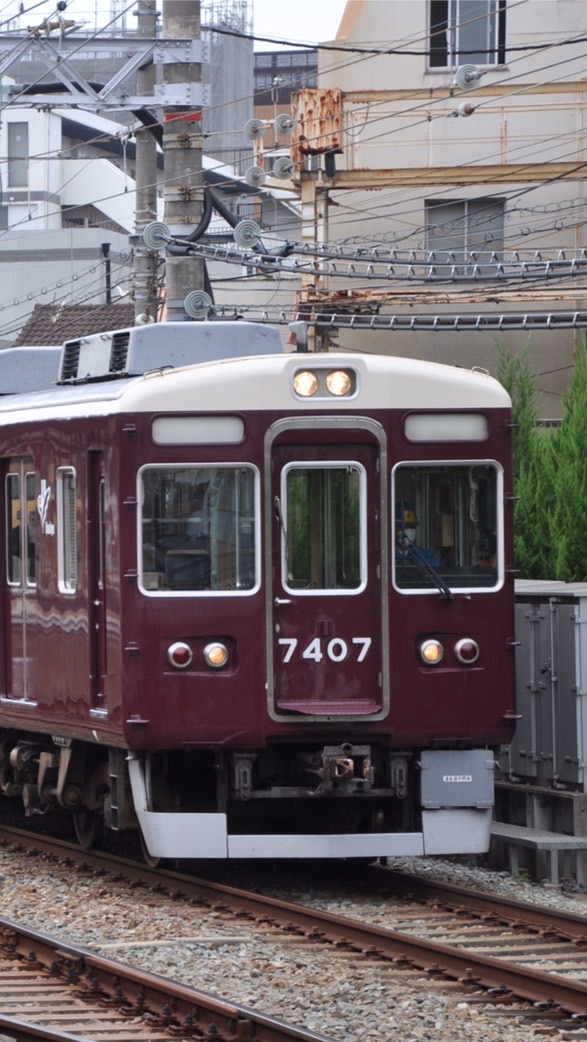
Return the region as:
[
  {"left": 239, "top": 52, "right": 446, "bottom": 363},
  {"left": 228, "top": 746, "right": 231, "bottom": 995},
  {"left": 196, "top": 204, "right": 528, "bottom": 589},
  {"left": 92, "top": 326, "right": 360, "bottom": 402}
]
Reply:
[
  {"left": 1, "top": 826, "right": 587, "bottom": 1017},
  {"left": 0, "top": 914, "right": 336, "bottom": 1042},
  {"left": 361, "top": 865, "right": 587, "bottom": 940}
]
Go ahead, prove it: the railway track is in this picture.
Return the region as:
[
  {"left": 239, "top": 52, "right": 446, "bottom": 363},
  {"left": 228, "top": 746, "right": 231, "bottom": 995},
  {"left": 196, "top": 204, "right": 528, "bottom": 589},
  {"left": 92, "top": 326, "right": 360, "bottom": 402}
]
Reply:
[
  {"left": 1, "top": 825, "right": 587, "bottom": 1038},
  {"left": 0, "top": 916, "right": 335, "bottom": 1042}
]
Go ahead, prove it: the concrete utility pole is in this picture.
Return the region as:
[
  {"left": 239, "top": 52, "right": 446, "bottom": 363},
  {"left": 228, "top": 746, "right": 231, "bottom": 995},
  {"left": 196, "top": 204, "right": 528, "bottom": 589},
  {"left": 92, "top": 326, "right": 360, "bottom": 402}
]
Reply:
[
  {"left": 133, "top": 0, "right": 160, "bottom": 323},
  {"left": 162, "top": 0, "right": 205, "bottom": 321}
]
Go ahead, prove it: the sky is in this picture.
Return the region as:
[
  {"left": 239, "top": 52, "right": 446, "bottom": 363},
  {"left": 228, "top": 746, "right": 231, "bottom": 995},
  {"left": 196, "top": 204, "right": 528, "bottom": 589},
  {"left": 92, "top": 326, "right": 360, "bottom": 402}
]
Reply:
[
  {"left": 0, "top": 1, "right": 348, "bottom": 47},
  {"left": 251, "top": 0, "right": 347, "bottom": 50}
]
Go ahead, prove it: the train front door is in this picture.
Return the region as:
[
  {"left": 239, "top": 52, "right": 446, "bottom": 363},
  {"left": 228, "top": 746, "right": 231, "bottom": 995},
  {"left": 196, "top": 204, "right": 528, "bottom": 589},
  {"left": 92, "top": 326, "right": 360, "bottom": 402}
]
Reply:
[
  {"left": 267, "top": 419, "right": 389, "bottom": 721},
  {"left": 4, "top": 459, "right": 37, "bottom": 700}
]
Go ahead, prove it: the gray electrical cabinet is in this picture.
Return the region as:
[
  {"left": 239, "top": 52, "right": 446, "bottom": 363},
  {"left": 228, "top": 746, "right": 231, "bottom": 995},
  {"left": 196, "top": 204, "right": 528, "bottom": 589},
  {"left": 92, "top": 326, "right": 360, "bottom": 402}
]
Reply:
[{"left": 506, "top": 581, "right": 587, "bottom": 791}]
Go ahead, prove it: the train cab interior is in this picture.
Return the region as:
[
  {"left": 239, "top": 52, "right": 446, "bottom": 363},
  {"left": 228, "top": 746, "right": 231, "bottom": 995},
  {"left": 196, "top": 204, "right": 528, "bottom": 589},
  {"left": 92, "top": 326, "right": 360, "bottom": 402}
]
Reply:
[
  {"left": 139, "top": 465, "right": 256, "bottom": 593},
  {"left": 393, "top": 462, "right": 500, "bottom": 592}
]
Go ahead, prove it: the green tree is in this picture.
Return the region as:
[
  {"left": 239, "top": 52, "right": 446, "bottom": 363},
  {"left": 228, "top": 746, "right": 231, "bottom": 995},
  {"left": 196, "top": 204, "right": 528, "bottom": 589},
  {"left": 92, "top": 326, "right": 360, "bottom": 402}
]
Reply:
[
  {"left": 497, "top": 341, "right": 555, "bottom": 578},
  {"left": 498, "top": 335, "right": 587, "bottom": 581},
  {"left": 549, "top": 336, "right": 587, "bottom": 581}
]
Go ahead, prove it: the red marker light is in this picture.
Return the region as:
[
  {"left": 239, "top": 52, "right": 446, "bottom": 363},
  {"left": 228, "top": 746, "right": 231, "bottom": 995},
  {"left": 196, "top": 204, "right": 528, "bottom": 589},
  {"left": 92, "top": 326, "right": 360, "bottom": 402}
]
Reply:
[
  {"left": 167, "top": 642, "right": 193, "bottom": 669},
  {"left": 454, "top": 638, "right": 480, "bottom": 665}
]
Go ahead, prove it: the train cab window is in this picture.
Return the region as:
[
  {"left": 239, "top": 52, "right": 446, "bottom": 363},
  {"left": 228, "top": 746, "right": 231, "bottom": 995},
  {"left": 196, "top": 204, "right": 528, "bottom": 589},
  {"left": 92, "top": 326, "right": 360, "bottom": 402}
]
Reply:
[
  {"left": 6, "top": 470, "right": 36, "bottom": 586},
  {"left": 56, "top": 467, "right": 77, "bottom": 592},
  {"left": 138, "top": 464, "right": 259, "bottom": 594},
  {"left": 282, "top": 463, "right": 366, "bottom": 593},
  {"left": 393, "top": 462, "right": 502, "bottom": 593}
]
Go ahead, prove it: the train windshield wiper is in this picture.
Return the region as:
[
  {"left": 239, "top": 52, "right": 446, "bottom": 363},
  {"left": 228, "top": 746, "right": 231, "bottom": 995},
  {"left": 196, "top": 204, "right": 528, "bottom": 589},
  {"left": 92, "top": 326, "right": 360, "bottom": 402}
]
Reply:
[{"left": 401, "top": 537, "right": 454, "bottom": 601}]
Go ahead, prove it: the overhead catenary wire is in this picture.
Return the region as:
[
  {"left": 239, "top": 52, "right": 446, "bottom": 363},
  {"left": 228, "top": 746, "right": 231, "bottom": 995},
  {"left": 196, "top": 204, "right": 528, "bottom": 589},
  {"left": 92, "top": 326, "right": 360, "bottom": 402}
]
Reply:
[
  {"left": 0, "top": 249, "right": 133, "bottom": 333},
  {"left": 0, "top": 8, "right": 583, "bottom": 232},
  {"left": 1, "top": 3, "right": 587, "bottom": 325},
  {"left": 1, "top": 104, "right": 585, "bottom": 252}
]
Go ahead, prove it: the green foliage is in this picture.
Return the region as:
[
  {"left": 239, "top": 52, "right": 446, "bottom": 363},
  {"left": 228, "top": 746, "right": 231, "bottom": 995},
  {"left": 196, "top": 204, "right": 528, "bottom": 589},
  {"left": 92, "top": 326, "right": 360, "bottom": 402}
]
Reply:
[
  {"left": 497, "top": 341, "right": 552, "bottom": 577},
  {"left": 498, "top": 335, "right": 587, "bottom": 581},
  {"left": 549, "top": 337, "right": 587, "bottom": 581}
]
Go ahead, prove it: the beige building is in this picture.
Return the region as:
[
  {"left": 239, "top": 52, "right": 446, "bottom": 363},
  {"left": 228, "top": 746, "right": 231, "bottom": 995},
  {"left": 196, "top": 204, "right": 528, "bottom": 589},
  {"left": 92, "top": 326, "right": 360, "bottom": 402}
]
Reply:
[{"left": 295, "top": 0, "right": 587, "bottom": 416}]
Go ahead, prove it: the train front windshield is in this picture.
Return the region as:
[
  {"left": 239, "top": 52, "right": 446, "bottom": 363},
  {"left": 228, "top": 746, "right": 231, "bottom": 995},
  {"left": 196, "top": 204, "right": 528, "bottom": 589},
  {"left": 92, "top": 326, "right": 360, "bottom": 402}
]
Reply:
[
  {"left": 393, "top": 462, "right": 502, "bottom": 592},
  {"left": 138, "top": 465, "right": 258, "bottom": 594}
]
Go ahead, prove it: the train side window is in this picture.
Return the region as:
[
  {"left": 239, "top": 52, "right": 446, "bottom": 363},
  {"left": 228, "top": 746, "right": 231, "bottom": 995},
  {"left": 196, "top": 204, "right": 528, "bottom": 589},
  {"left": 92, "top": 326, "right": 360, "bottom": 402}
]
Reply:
[
  {"left": 5, "top": 470, "right": 37, "bottom": 586},
  {"left": 25, "top": 471, "right": 36, "bottom": 586},
  {"left": 392, "top": 462, "right": 503, "bottom": 593},
  {"left": 138, "top": 464, "right": 259, "bottom": 595},
  {"left": 282, "top": 463, "right": 366, "bottom": 594},
  {"left": 6, "top": 473, "right": 21, "bottom": 585},
  {"left": 56, "top": 467, "right": 77, "bottom": 593}
]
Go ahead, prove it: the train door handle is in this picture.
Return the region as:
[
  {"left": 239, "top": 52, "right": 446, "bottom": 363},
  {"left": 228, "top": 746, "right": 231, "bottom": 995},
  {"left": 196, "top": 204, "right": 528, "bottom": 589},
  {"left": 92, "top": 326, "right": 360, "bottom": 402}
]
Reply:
[{"left": 274, "top": 597, "right": 293, "bottom": 606}]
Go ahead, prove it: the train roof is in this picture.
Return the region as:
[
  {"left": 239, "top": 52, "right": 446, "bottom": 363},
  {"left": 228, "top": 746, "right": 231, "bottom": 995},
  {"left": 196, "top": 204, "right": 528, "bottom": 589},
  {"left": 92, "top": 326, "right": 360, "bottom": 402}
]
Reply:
[
  {"left": 0, "top": 321, "right": 284, "bottom": 398},
  {"left": 0, "top": 347, "right": 61, "bottom": 394},
  {"left": 119, "top": 351, "right": 511, "bottom": 413},
  {"left": 0, "top": 340, "right": 511, "bottom": 424},
  {"left": 56, "top": 321, "right": 284, "bottom": 383}
]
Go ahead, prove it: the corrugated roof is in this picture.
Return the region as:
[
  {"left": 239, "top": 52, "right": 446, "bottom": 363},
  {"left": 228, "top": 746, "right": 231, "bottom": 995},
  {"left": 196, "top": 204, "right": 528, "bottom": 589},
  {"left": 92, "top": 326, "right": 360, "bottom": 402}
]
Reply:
[{"left": 14, "top": 302, "right": 137, "bottom": 347}]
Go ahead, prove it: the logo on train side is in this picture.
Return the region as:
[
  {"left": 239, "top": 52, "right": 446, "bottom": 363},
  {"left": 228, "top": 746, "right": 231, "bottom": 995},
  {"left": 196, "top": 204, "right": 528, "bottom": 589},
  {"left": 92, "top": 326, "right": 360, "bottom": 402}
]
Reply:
[{"left": 37, "top": 479, "right": 55, "bottom": 535}]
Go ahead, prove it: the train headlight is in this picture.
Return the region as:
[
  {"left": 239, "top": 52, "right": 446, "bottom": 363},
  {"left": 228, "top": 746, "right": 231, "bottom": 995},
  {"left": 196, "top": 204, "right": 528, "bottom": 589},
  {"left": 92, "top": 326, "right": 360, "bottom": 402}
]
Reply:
[
  {"left": 292, "top": 368, "right": 356, "bottom": 398},
  {"left": 293, "top": 370, "right": 319, "bottom": 397},
  {"left": 420, "top": 639, "right": 444, "bottom": 665},
  {"left": 325, "top": 369, "right": 354, "bottom": 396},
  {"left": 454, "top": 638, "right": 480, "bottom": 665},
  {"left": 204, "top": 641, "right": 229, "bottom": 669},
  {"left": 167, "top": 642, "right": 193, "bottom": 670}
]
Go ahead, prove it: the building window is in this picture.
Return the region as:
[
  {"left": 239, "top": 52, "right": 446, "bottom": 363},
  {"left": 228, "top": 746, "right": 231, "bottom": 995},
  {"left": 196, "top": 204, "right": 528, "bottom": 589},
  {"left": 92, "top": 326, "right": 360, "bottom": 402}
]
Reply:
[
  {"left": 425, "top": 197, "right": 504, "bottom": 273},
  {"left": 7, "top": 122, "right": 29, "bottom": 187},
  {"left": 429, "top": 0, "right": 506, "bottom": 69},
  {"left": 254, "top": 49, "right": 317, "bottom": 104}
]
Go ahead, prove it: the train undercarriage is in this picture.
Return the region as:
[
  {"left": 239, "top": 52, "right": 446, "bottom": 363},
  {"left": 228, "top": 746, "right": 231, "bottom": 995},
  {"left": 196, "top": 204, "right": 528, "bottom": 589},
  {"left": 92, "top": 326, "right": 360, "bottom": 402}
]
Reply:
[{"left": 0, "top": 731, "right": 495, "bottom": 861}]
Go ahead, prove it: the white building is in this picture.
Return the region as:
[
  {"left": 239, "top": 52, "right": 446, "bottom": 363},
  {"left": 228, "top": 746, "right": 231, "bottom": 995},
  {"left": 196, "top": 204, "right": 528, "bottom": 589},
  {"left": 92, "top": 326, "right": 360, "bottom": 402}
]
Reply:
[
  {"left": 306, "top": 0, "right": 587, "bottom": 414},
  {"left": 0, "top": 99, "right": 300, "bottom": 342},
  {"left": 1, "top": 1, "right": 582, "bottom": 412}
]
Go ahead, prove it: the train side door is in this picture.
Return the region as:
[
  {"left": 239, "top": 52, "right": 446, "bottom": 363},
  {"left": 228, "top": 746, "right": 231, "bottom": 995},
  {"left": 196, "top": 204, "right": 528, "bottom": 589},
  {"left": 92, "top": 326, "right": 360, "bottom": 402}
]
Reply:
[
  {"left": 267, "top": 420, "right": 389, "bottom": 721},
  {"left": 88, "top": 452, "right": 108, "bottom": 713},
  {"left": 4, "top": 459, "right": 37, "bottom": 700}
]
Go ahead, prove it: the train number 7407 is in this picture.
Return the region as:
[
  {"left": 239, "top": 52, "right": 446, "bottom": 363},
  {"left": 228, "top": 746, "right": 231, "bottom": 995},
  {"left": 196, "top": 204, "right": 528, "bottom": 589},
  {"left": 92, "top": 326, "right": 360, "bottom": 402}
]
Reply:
[{"left": 278, "top": 637, "right": 372, "bottom": 663}]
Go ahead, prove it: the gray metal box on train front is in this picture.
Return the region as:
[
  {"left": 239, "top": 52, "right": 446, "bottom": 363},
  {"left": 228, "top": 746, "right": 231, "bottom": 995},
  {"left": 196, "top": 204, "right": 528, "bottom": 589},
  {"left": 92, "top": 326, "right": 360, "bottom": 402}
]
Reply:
[
  {"left": 420, "top": 749, "right": 494, "bottom": 808},
  {"left": 504, "top": 580, "right": 587, "bottom": 791}
]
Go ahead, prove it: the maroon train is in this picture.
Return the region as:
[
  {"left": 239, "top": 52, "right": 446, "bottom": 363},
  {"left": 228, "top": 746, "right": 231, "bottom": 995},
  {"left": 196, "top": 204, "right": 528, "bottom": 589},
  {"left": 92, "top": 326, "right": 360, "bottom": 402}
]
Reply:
[{"left": 0, "top": 322, "right": 517, "bottom": 860}]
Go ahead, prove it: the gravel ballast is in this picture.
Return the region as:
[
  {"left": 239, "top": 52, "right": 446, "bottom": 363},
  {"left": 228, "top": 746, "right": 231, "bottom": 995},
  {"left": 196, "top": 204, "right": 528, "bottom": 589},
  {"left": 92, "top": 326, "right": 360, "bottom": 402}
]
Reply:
[{"left": 1, "top": 844, "right": 585, "bottom": 1042}]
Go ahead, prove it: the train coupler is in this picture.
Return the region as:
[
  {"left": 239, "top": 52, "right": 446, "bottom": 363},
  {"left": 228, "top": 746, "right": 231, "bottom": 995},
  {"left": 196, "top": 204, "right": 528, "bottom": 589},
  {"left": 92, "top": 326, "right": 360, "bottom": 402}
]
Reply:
[
  {"left": 232, "top": 752, "right": 257, "bottom": 801},
  {"left": 318, "top": 744, "right": 374, "bottom": 794}
]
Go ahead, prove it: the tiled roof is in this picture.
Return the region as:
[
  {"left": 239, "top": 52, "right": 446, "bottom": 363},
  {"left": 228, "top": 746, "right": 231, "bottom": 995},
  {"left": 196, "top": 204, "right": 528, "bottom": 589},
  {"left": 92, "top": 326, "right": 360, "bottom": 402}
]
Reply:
[{"left": 14, "top": 303, "right": 137, "bottom": 347}]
